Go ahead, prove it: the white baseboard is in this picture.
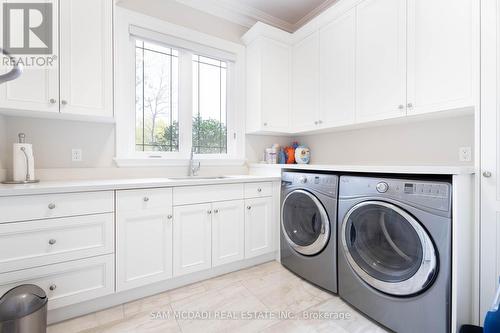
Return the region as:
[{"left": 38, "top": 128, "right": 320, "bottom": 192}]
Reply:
[{"left": 48, "top": 252, "right": 278, "bottom": 325}]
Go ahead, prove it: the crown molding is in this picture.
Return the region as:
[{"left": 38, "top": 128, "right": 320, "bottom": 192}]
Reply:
[
  {"left": 293, "top": 0, "right": 339, "bottom": 30},
  {"left": 174, "top": 0, "right": 335, "bottom": 33}
]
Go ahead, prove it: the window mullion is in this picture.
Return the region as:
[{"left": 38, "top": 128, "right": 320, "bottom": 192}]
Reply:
[{"left": 178, "top": 50, "right": 193, "bottom": 158}]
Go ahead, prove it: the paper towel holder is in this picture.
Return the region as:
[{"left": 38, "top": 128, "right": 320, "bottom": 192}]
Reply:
[{"left": 2, "top": 133, "right": 40, "bottom": 184}]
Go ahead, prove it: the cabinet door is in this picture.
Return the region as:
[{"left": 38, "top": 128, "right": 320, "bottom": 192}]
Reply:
[
  {"left": 292, "top": 32, "right": 319, "bottom": 132},
  {"left": 261, "top": 37, "right": 291, "bottom": 132},
  {"left": 0, "top": 0, "right": 59, "bottom": 113},
  {"left": 356, "top": 0, "right": 407, "bottom": 122},
  {"left": 116, "top": 208, "right": 173, "bottom": 291},
  {"left": 173, "top": 203, "right": 212, "bottom": 276},
  {"left": 212, "top": 200, "right": 244, "bottom": 267},
  {"left": 59, "top": 0, "right": 113, "bottom": 117},
  {"left": 245, "top": 197, "right": 274, "bottom": 259},
  {"left": 319, "top": 8, "right": 356, "bottom": 127},
  {"left": 407, "top": 0, "right": 477, "bottom": 115},
  {"left": 480, "top": 0, "right": 499, "bottom": 320}
]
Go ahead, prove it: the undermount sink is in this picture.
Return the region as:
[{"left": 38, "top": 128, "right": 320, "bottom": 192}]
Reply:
[{"left": 168, "top": 176, "right": 232, "bottom": 180}]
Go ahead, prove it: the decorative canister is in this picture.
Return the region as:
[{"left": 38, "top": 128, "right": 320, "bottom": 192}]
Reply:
[{"left": 295, "top": 146, "right": 310, "bottom": 164}]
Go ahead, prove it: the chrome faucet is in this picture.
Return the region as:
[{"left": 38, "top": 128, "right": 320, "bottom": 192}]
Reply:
[{"left": 189, "top": 148, "right": 201, "bottom": 176}]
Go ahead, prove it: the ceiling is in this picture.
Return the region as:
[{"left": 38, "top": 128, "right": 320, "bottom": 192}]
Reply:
[{"left": 174, "top": 0, "right": 338, "bottom": 32}]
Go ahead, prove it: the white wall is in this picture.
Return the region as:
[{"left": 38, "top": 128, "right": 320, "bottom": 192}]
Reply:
[
  {"left": 295, "top": 115, "right": 474, "bottom": 166},
  {"left": 246, "top": 134, "right": 293, "bottom": 163},
  {"left": 4, "top": 117, "right": 115, "bottom": 169},
  {"left": 116, "top": 0, "right": 248, "bottom": 44}
]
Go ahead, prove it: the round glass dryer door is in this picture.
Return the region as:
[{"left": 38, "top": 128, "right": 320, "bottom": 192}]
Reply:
[
  {"left": 281, "top": 189, "right": 330, "bottom": 256},
  {"left": 341, "top": 201, "right": 437, "bottom": 296}
]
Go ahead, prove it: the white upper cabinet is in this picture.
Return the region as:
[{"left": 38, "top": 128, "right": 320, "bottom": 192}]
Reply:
[
  {"left": 0, "top": 0, "right": 113, "bottom": 119},
  {"left": 356, "top": 0, "right": 407, "bottom": 122},
  {"left": 292, "top": 31, "right": 319, "bottom": 132},
  {"left": 247, "top": 0, "right": 480, "bottom": 135},
  {"left": 406, "top": 0, "right": 477, "bottom": 115},
  {"left": 319, "top": 8, "right": 356, "bottom": 128},
  {"left": 59, "top": 0, "right": 113, "bottom": 117},
  {"left": 243, "top": 23, "right": 291, "bottom": 134},
  {"left": 0, "top": 0, "right": 59, "bottom": 113}
]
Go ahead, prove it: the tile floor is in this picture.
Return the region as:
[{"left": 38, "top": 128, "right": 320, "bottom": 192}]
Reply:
[{"left": 48, "top": 261, "right": 388, "bottom": 333}]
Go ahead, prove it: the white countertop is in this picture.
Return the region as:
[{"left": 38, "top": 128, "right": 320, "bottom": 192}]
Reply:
[
  {"left": 249, "top": 163, "right": 475, "bottom": 175},
  {"left": 0, "top": 175, "right": 281, "bottom": 197}
]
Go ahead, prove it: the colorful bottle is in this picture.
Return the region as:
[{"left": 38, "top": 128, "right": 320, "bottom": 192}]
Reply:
[{"left": 485, "top": 277, "right": 500, "bottom": 333}]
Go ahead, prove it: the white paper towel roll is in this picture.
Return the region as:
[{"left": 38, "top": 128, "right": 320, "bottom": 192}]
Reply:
[{"left": 13, "top": 143, "right": 35, "bottom": 182}]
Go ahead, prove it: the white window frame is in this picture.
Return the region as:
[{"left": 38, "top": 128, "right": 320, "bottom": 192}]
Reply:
[{"left": 114, "top": 7, "right": 246, "bottom": 167}]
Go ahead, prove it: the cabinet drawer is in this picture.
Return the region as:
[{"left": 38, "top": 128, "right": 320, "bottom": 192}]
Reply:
[
  {"left": 116, "top": 188, "right": 173, "bottom": 213},
  {"left": 0, "top": 191, "right": 114, "bottom": 223},
  {"left": 0, "top": 255, "right": 114, "bottom": 310},
  {"left": 173, "top": 184, "right": 244, "bottom": 205},
  {"left": 244, "top": 182, "right": 272, "bottom": 198},
  {"left": 0, "top": 214, "right": 114, "bottom": 273}
]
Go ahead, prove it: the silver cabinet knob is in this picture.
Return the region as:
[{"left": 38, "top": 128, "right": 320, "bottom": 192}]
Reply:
[
  {"left": 61, "top": 100, "right": 68, "bottom": 106},
  {"left": 167, "top": 214, "right": 173, "bottom": 219},
  {"left": 314, "top": 121, "right": 319, "bottom": 125},
  {"left": 143, "top": 197, "right": 149, "bottom": 202},
  {"left": 49, "top": 284, "right": 57, "bottom": 291},
  {"left": 318, "top": 120, "right": 323, "bottom": 124},
  {"left": 257, "top": 188, "right": 262, "bottom": 193},
  {"left": 49, "top": 98, "right": 57, "bottom": 104},
  {"left": 247, "top": 206, "right": 252, "bottom": 210},
  {"left": 48, "top": 239, "right": 56, "bottom": 245},
  {"left": 207, "top": 210, "right": 212, "bottom": 215},
  {"left": 398, "top": 105, "right": 405, "bottom": 110},
  {"left": 48, "top": 203, "right": 56, "bottom": 210},
  {"left": 214, "top": 209, "right": 219, "bottom": 214},
  {"left": 407, "top": 103, "right": 413, "bottom": 109},
  {"left": 483, "top": 171, "right": 492, "bottom": 178},
  {"left": 263, "top": 122, "right": 268, "bottom": 127}
]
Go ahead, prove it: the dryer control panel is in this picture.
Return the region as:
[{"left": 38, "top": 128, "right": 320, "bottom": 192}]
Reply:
[
  {"left": 282, "top": 172, "right": 338, "bottom": 197},
  {"left": 339, "top": 176, "right": 452, "bottom": 213}
]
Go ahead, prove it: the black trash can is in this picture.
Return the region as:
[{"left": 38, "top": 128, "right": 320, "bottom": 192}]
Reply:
[{"left": 0, "top": 285, "right": 47, "bottom": 333}]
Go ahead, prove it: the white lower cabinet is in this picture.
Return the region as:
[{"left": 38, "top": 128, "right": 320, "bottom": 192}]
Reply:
[
  {"left": 0, "top": 255, "right": 114, "bottom": 310},
  {"left": 0, "top": 213, "right": 114, "bottom": 273},
  {"left": 116, "top": 189, "right": 173, "bottom": 291},
  {"left": 245, "top": 197, "right": 274, "bottom": 259},
  {"left": 212, "top": 200, "right": 245, "bottom": 267},
  {"left": 173, "top": 203, "right": 212, "bottom": 276}
]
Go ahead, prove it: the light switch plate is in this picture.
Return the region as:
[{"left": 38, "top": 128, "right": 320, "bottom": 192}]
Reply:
[
  {"left": 72, "top": 149, "right": 82, "bottom": 162},
  {"left": 459, "top": 147, "right": 472, "bottom": 162}
]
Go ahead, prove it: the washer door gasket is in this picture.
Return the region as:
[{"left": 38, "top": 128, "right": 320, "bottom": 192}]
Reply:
[{"left": 281, "top": 189, "right": 330, "bottom": 256}]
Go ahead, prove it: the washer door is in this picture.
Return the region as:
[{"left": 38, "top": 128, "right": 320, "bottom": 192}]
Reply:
[
  {"left": 282, "top": 189, "right": 330, "bottom": 256},
  {"left": 341, "top": 201, "right": 437, "bottom": 296}
]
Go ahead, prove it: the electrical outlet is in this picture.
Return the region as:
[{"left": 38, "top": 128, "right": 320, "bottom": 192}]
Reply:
[
  {"left": 72, "top": 149, "right": 82, "bottom": 162},
  {"left": 459, "top": 147, "right": 472, "bottom": 162}
]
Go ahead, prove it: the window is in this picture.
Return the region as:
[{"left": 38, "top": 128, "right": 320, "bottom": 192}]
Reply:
[
  {"left": 115, "top": 13, "right": 245, "bottom": 165},
  {"left": 192, "top": 55, "right": 227, "bottom": 154},
  {"left": 135, "top": 40, "right": 179, "bottom": 152}
]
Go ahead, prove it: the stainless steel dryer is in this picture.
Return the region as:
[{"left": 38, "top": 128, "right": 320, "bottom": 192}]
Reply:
[
  {"left": 281, "top": 171, "right": 338, "bottom": 293},
  {"left": 338, "top": 175, "right": 452, "bottom": 333}
]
